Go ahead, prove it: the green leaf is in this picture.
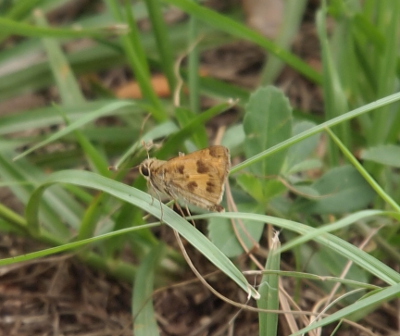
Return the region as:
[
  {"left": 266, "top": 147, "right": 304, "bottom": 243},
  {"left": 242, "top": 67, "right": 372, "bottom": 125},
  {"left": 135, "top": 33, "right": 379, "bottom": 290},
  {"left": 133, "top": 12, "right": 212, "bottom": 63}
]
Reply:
[
  {"left": 240, "top": 86, "right": 292, "bottom": 201},
  {"left": 221, "top": 124, "right": 245, "bottom": 150},
  {"left": 361, "top": 144, "right": 400, "bottom": 167},
  {"left": 236, "top": 174, "right": 265, "bottom": 202},
  {"left": 286, "top": 158, "right": 322, "bottom": 175},
  {"left": 243, "top": 86, "right": 292, "bottom": 176},
  {"left": 174, "top": 106, "right": 208, "bottom": 149},
  {"left": 208, "top": 203, "right": 264, "bottom": 258},
  {"left": 285, "top": 121, "right": 320, "bottom": 172},
  {"left": 294, "top": 165, "right": 376, "bottom": 214}
]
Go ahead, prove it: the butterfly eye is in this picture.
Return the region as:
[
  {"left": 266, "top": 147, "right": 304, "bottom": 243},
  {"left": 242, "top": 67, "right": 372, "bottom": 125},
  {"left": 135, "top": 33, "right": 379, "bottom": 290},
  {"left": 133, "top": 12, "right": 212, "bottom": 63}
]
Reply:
[{"left": 140, "top": 165, "right": 150, "bottom": 177}]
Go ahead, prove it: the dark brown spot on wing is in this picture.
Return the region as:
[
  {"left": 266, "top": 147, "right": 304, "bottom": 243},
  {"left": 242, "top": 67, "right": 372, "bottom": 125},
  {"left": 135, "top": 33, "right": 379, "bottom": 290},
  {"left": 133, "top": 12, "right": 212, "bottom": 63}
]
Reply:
[
  {"left": 209, "top": 145, "right": 225, "bottom": 158},
  {"left": 206, "top": 181, "right": 216, "bottom": 193},
  {"left": 177, "top": 165, "right": 184, "bottom": 174},
  {"left": 196, "top": 160, "right": 209, "bottom": 173},
  {"left": 210, "top": 204, "right": 224, "bottom": 212},
  {"left": 187, "top": 181, "right": 198, "bottom": 192}
]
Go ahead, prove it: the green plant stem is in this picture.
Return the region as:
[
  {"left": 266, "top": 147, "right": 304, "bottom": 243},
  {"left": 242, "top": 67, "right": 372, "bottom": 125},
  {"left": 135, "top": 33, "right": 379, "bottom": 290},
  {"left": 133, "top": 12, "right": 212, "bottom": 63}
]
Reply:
[{"left": 326, "top": 127, "right": 400, "bottom": 213}]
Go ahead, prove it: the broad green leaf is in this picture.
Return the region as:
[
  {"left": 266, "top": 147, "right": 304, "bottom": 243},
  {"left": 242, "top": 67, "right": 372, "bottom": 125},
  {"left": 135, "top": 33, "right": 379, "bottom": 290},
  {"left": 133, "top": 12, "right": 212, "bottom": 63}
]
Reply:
[
  {"left": 221, "top": 124, "right": 245, "bottom": 150},
  {"left": 236, "top": 174, "right": 264, "bottom": 202},
  {"left": 361, "top": 144, "right": 400, "bottom": 167},
  {"left": 208, "top": 203, "right": 264, "bottom": 258},
  {"left": 240, "top": 86, "right": 292, "bottom": 201},
  {"left": 243, "top": 86, "right": 292, "bottom": 176},
  {"left": 290, "top": 185, "right": 320, "bottom": 199},
  {"left": 285, "top": 120, "right": 320, "bottom": 172},
  {"left": 286, "top": 158, "right": 322, "bottom": 175},
  {"left": 294, "top": 165, "right": 375, "bottom": 214}
]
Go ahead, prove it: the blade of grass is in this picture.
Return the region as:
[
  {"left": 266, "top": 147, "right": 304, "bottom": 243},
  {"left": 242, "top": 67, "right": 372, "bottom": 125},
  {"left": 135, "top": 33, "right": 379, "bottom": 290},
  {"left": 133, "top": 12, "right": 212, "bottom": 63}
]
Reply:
[
  {"left": 326, "top": 128, "right": 400, "bottom": 212},
  {"left": 247, "top": 270, "right": 380, "bottom": 291},
  {"left": 291, "top": 283, "right": 400, "bottom": 335},
  {"left": 144, "top": 0, "right": 176, "bottom": 91},
  {"left": 105, "top": 0, "right": 168, "bottom": 122},
  {"left": 230, "top": 91, "right": 400, "bottom": 174},
  {"left": 3, "top": 0, "right": 45, "bottom": 21},
  {"left": 0, "top": 16, "right": 127, "bottom": 39},
  {"left": 371, "top": 1, "right": 400, "bottom": 145},
  {"left": 187, "top": 16, "right": 201, "bottom": 114},
  {"left": 156, "top": 100, "right": 234, "bottom": 158},
  {"left": 24, "top": 170, "right": 400, "bottom": 286},
  {"left": 317, "top": 3, "right": 350, "bottom": 164},
  {"left": 0, "top": 220, "right": 160, "bottom": 266},
  {"left": 189, "top": 211, "right": 400, "bottom": 285},
  {"left": 258, "top": 233, "right": 280, "bottom": 335},
  {"left": 279, "top": 209, "right": 395, "bottom": 252}
]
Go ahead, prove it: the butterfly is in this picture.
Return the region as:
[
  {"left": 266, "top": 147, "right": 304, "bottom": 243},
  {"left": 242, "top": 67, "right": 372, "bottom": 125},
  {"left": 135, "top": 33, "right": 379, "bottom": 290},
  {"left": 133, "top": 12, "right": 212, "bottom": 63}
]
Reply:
[{"left": 139, "top": 145, "right": 230, "bottom": 212}]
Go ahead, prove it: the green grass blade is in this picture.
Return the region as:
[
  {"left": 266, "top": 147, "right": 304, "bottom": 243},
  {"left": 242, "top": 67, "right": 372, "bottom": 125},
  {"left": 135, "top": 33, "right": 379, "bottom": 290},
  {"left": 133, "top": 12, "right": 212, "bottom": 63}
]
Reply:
[
  {"left": 144, "top": 0, "right": 176, "bottom": 91},
  {"left": 0, "top": 221, "right": 160, "bottom": 266},
  {"left": 105, "top": 0, "right": 168, "bottom": 122},
  {"left": 0, "top": 16, "right": 125, "bottom": 39},
  {"left": 279, "top": 210, "right": 397, "bottom": 251},
  {"left": 327, "top": 128, "right": 400, "bottom": 212},
  {"left": 231, "top": 91, "right": 400, "bottom": 174},
  {"left": 189, "top": 211, "right": 400, "bottom": 285},
  {"left": 292, "top": 283, "right": 400, "bottom": 335},
  {"left": 316, "top": 5, "right": 350, "bottom": 164},
  {"left": 258, "top": 234, "right": 280, "bottom": 335},
  {"left": 156, "top": 101, "right": 234, "bottom": 158}
]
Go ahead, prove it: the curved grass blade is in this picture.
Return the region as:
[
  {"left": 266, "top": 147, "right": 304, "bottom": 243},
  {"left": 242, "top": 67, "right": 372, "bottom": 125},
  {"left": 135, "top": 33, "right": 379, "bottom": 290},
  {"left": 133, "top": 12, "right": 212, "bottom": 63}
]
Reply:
[{"left": 25, "top": 170, "right": 259, "bottom": 299}]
